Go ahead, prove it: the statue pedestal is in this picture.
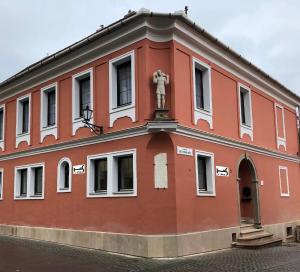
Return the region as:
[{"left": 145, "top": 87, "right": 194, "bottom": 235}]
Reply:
[{"left": 154, "top": 108, "right": 169, "bottom": 120}]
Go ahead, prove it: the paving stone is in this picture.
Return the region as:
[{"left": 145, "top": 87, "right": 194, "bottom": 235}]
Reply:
[{"left": 0, "top": 236, "right": 300, "bottom": 272}]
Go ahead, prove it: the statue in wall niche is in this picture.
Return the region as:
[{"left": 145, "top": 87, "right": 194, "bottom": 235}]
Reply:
[{"left": 153, "top": 69, "right": 169, "bottom": 109}]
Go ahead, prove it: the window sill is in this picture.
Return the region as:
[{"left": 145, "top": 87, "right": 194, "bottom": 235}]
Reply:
[
  {"left": 109, "top": 105, "right": 135, "bottom": 127},
  {"left": 197, "top": 191, "right": 216, "bottom": 197},
  {"left": 16, "top": 133, "right": 30, "bottom": 147},
  {"left": 110, "top": 104, "right": 134, "bottom": 114},
  {"left": 14, "top": 195, "right": 44, "bottom": 200},
  {"left": 87, "top": 191, "right": 136, "bottom": 198},
  {"left": 57, "top": 188, "right": 71, "bottom": 193},
  {"left": 40, "top": 125, "right": 57, "bottom": 142}
]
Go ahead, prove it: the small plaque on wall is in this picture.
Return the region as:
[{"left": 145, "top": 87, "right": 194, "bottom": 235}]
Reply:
[
  {"left": 73, "top": 164, "right": 85, "bottom": 174},
  {"left": 216, "top": 166, "right": 229, "bottom": 177},
  {"left": 177, "top": 146, "right": 193, "bottom": 156}
]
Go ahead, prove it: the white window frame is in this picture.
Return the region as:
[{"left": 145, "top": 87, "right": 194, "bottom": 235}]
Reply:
[
  {"left": 0, "top": 104, "right": 5, "bottom": 151},
  {"left": 279, "top": 166, "right": 289, "bottom": 197},
  {"left": 72, "top": 68, "right": 93, "bottom": 135},
  {"left": 238, "top": 83, "right": 253, "bottom": 141},
  {"left": 274, "top": 103, "right": 286, "bottom": 150},
  {"left": 40, "top": 82, "right": 58, "bottom": 142},
  {"left": 0, "top": 168, "right": 3, "bottom": 200},
  {"left": 14, "top": 163, "right": 45, "bottom": 200},
  {"left": 16, "top": 94, "right": 31, "bottom": 147},
  {"left": 109, "top": 51, "right": 135, "bottom": 127},
  {"left": 192, "top": 57, "right": 213, "bottom": 129},
  {"left": 87, "top": 149, "right": 137, "bottom": 198},
  {"left": 57, "top": 157, "right": 72, "bottom": 193},
  {"left": 195, "top": 150, "right": 216, "bottom": 196}
]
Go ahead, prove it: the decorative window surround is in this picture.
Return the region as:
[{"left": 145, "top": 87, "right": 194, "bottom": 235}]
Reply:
[
  {"left": 57, "top": 157, "right": 72, "bottom": 193},
  {"left": 16, "top": 94, "right": 31, "bottom": 147},
  {"left": 14, "top": 163, "right": 45, "bottom": 200},
  {"left": 192, "top": 57, "right": 213, "bottom": 129},
  {"left": 279, "top": 166, "right": 289, "bottom": 197},
  {"left": 0, "top": 168, "right": 3, "bottom": 200},
  {"left": 274, "top": 103, "right": 286, "bottom": 150},
  {"left": 109, "top": 51, "right": 135, "bottom": 127},
  {"left": 238, "top": 83, "right": 253, "bottom": 141},
  {"left": 40, "top": 83, "right": 58, "bottom": 142},
  {"left": 72, "top": 68, "right": 93, "bottom": 135},
  {"left": 87, "top": 149, "right": 137, "bottom": 198},
  {"left": 0, "top": 104, "right": 5, "bottom": 151},
  {"left": 195, "top": 150, "right": 215, "bottom": 196}
]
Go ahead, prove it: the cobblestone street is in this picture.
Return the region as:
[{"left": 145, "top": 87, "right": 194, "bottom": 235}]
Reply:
[{"left": 1, "top": 236, "right": 300, "bottom": 271}]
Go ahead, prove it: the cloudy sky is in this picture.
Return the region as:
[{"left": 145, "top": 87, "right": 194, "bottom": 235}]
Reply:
[{"left": 0, "top": 0, "right": 299, "bottom": 96}]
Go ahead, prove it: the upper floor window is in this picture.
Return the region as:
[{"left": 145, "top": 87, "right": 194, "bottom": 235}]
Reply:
[
  {"left": 192, "top": 58, "right": 213, "bottom": 129},
  {"left": 238, "top": 84, "right": 253, "bottom": 141},
  {"left": 274, "top": 103, "right": 286, "bottom": 150},
  {"left": 195, "top": 150, "right": 215, "bottom": 196},
  {"left": 87, "top": 149, "right": 137, "bottom": 197},
  {"left": 14, "top": 163, "right": 44, "bottom": 200},
  {"left": 57, "top": 158, "right": 72, "bottom": 193},
  {"left": 40, "top": 83, "right": 58, "bottom": 142},
  {"left": 72, "top": 68, "right": 93, "bottom": 135},
  {"left": 0, "top": 105, "right": 5, "bottom": 150},
  {"left": 109, "top": 51, "right": 135, "bottom": 127},
  {"left": 16, "top": 94, "right": 31, "bottom": 147}
]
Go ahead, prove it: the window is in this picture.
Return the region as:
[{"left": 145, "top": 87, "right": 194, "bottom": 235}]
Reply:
[
  {"left": 94, "top": 158, "right": 107, "bottom": 192},
  {"left": 72, "top": 69, "right": 93, "bottom": 135},
  {"left": 274, "top": 103, "right": 286, "bottom": 150},
  {"left": 238, "top": 84, "right": 253, "bottom": 141},
  {"left": 16, "top": 94, "right": 31, "bottom": 147},
  {"left": 192, "top": 58, "right": 213, "bottom": 129},
  {"left": 109, "top": 51, "right": 135, "bottom": 127},
  {"left": 87, "top": 149, "right": 137, "bottom": 197},
  {"left": 57, "top": 158, "right": 72, "bottom": 193},
  {"left": 14, "top": 163, "right": 44, "bottom": 200},
  {"left": 279, "top": 166, "right": 289, "bottom": 197},
  {"left": 0, "top": 169, "right": 3, "bottom": 200},
  {"left": 40, "top": 83, "right": 58, "bottom": 142},
  {"left": 0, "top": 105, "right": 5, "bottom": 150},
  {"left": 195, "top": 150, "right": 215, "bottom": 196}
]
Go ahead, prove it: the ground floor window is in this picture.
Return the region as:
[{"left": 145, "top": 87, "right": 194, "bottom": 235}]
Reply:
[
  {"left": 87, "top": 149, "right": 136, "bottom": 197},
  {"left": 195, "top": 150, "right": 215, "bottom": 196},
  {"left": 57, "top": 158, "right": 72, "bottom": 193},
  {"left": 14, "top": 163, "right": 44, "bottom": 200},
  {"left": 279, "top": 166, "right": 289, "bottom": 197}
]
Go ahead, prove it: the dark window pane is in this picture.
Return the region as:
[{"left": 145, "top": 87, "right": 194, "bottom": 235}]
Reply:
[
  {"left": 240, "top": 91, "right": 246, "bottom": 125},
  {"left": 117, "top": 61, "right": 132, "bottom": 107},
  {"left": 79, "top": 77, "right": 91, "bottom": 117},
  {"left": 94, "top": 158, "right": 107, "bottom": 192},
  {"left": 197, "top": 156, "right": 207, "bottom": 191},
  {"left": 20, "top": 169, "right": 27, "bottom": 196},
  {"left": 64, "top": 163, "right": 70, "bottom": 189},
  {"left": 0, "top": 109, "right": 3, "bottom": 140},
  {"left": 195, "top": 68, "right": 204, "bottom": 109},
  {"left": 22, "top": 100, "right": 29, "bottom": 133},
  {"left": 47, "top": 90, "right": 56, "bottom": 126},
  {"left": 118, "top": 155, "right": 133, "bottom": 191},
  {"left": 34, "top": 167, "right": 43, "bottom": 195}
]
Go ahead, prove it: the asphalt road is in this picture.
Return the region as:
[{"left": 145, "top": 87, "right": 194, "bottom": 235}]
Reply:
[{"left": 0, "top": 236, "right": 300, "bottom": 272}]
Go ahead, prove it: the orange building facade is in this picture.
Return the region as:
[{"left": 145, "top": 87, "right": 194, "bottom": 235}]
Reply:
[{"left": 0, "top": 10, "right": 299, "bottom": 257}]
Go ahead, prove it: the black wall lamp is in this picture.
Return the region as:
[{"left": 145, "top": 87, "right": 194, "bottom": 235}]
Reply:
[{"left": 82, "top": 105, "right": 103, "bottom": 135}]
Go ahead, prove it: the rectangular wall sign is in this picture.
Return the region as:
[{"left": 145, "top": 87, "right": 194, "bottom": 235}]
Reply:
[
  {"left": 177, "top": 146, "right": 193, "bottom": 156},
  {"left": 73, "top": 164, "right": 85, "bottom": 174},
  {"left": 216, "top": 166, "right": 229, "bottom": 177}
]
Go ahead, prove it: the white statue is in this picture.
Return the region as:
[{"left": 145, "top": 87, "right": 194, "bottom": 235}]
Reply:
[{"left": 153, "top": 69, "right": 169, "bottom": 109}]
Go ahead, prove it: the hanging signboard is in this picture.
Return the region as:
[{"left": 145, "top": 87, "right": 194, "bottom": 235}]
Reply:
[
  {"left": 216, "top": 166, "right": 229, "bottom": 177},
  {"left": 73, "top": 164, "right": 85, "bottom": 174}
]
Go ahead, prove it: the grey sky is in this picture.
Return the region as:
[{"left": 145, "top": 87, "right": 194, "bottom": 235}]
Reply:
[{"left": 0, "top": 0, "right": 299, "bottom": 96}]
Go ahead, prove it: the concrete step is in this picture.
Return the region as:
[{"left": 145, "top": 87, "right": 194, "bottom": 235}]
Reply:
[
  {"left": 233, "top": 237, "right": 282, "bottom": 249},
  {"left": 240, "top": 228, "right": 265, "bottom": 238},
  {"left": 237, "top": 232, "right": 273, "bottom": 242},
  {"left": 240, "top": 224, "right": 255, "bottom": 230}
]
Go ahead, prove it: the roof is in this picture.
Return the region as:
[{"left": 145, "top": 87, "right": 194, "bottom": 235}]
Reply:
[{"left": 1, "top": 8, "right": 299, "bottom": 103}]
